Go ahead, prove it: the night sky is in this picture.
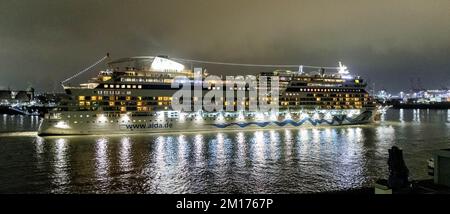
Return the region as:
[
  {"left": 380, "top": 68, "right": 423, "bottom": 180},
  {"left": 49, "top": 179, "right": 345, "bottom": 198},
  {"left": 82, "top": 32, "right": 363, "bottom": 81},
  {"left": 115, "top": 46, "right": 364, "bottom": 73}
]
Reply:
[{"left": 0, "top": 0, "right": 449, "bottom": 93}]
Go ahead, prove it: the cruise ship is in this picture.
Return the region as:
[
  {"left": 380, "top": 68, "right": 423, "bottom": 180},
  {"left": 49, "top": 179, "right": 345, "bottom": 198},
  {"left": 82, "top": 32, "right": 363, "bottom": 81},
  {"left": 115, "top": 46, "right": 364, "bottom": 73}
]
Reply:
[{"left": 38, "top": 55, "right": 378, "bottom": 135}]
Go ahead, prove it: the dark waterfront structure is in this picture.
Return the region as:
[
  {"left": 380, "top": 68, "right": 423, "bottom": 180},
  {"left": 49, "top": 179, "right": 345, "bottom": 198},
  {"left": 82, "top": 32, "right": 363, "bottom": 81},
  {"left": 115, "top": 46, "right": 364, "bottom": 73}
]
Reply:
[
  {"left": 392, "top": 102, "right": 450, "bottom": 109},
  {"left": 0, "top": 89, "right": 67, "bottom": 116},
  {"left": 0, "top": 88, "right": 34, "bottom": 105}
]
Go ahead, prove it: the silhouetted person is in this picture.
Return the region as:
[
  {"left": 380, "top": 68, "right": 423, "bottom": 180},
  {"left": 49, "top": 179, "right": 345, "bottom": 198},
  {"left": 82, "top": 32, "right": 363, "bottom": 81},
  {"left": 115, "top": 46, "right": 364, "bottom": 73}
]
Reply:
[{"left": 387, "top": 146, "right": 410, "bottom": 190}]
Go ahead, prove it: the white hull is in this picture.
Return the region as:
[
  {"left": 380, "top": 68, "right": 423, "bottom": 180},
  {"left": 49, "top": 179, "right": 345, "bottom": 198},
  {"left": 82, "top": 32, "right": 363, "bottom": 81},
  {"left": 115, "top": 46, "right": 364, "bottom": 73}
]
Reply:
[{"left": 38, "top": 109, "right": 376, "bottom": 136}]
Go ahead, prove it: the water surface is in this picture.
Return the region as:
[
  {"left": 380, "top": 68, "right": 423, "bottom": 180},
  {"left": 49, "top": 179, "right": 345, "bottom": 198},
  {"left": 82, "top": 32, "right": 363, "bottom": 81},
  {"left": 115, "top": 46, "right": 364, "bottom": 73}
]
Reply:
[{"left": 0, "top": 109, "right": 449, "bottom": 193}]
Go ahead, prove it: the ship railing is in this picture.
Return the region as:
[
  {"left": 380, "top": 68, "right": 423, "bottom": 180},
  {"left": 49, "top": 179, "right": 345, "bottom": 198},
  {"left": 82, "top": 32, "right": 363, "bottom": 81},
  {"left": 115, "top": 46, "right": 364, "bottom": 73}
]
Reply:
[{"left": 63, "top": 85, "right": 97, "bottom": 90}]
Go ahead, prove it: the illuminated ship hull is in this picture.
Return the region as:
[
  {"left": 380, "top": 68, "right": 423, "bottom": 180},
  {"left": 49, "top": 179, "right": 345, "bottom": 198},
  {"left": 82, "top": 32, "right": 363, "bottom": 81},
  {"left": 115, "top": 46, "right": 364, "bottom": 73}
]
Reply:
[
  {"left": 37, "top": 55, "right": 379, "bottom": 136},
  {"left": 38, "top": 109, "right": 375, "bottom": 136}
]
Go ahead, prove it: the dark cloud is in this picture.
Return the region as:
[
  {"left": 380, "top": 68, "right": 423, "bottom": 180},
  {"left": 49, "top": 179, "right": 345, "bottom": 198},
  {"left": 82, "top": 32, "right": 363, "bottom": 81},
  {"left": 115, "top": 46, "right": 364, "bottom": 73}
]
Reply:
[{"left": 0, "top": 0, "right": 449, "bottom": 92}]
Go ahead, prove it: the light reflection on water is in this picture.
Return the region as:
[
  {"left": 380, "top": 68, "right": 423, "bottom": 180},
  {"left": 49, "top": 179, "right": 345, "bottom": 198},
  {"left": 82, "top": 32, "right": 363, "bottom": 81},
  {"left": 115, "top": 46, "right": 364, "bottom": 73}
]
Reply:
[
  {"left": 235, "top": 132, "right": 246, "bottom": 168},
  {"left": 95, "top": 137, "right": 110, "bottom": 191},
  {"left": 119, "top": 137, "right": 132, "bottom": 173},
  {"left": 52, "top": 138, "right": 69, "bottom": 192},
  {"left": 2, "top": 114, "right": 6, "bottom": 127},
  {"left": 0, "top": 109, "right": 450, "bottom": 193},
  {"left": 413, "top": 109, "right": 421, "bottom": 123},
  {"left": 399, "top": 108, "right": 404, "bottom": 123},
  {"left": 447, "top": 109, "right": 450, "bottom": 123}
]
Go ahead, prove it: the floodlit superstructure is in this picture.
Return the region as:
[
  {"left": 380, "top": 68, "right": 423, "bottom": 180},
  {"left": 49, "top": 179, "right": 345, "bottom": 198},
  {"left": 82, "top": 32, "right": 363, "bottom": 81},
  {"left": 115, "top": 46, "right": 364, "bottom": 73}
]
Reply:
[{"left": 38, "top": 55, "right": 378, "bottom": 135}]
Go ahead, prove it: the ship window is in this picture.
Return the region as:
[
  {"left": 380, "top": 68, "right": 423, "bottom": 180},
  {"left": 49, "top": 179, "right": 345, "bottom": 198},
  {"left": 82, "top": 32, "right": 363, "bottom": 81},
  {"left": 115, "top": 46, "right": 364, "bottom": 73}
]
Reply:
[
  {"left": 104, "top": 85, "right": 108, "bottom": 88},
  {"left": 109, "top": 84, "right": 114, "bottom": 88},
  {"left": 132, "top": 85, "right": 136, "bottom": 89},
  {"left": 127, "top": 85, "right": 131, "bottom": 89},
  {"left": 121, "top": 85, "right": 125, "bottom": 88},
  {"left": 138, "top": 85, "right": 142, "bottom": 89}
]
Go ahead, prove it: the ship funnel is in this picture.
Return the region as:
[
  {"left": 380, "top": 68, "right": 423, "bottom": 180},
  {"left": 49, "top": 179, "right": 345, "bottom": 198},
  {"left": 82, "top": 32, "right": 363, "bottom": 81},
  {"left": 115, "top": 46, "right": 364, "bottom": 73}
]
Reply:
[{"left": 298, "top": 65, "right": 304, "bottom": 74}]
